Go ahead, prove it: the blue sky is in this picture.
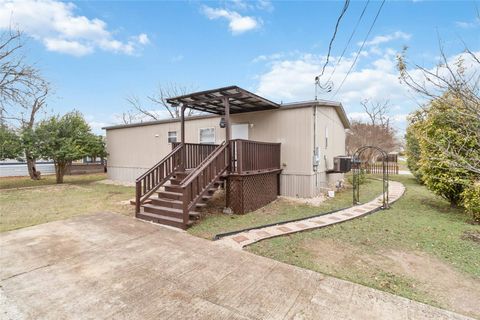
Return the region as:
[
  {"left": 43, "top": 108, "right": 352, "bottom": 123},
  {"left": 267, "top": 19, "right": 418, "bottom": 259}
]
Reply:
[{"left": 1, "top": 0, "right": 479, "bottom": 134}]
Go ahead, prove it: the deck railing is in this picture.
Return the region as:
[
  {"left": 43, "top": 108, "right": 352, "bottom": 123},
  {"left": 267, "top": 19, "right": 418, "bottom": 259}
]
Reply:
[
  {"left": 135, "top": 144, "right": 183, "bottom": 214},
  {"left": 180, "top": 142, "right": 229, "bottom": 224},
  {"left": 172, "top": 142, "right": 218, "bottom": 169},
  {"left": 230, "top": 139, "right": 281, "bottom": 174}
]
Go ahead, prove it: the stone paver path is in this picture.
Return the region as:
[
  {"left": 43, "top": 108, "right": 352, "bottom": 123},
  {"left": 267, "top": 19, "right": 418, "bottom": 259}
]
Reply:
[{"left": 217, "top": 181, "right": 405, "bottom": 249}]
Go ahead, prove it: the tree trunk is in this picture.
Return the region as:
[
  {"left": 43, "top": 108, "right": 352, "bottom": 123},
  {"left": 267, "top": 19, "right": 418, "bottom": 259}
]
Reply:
[
  {"left": 26, "top": 152, "right": 41, "bottom": 180},
  {"left": 55, "top": 161, "right": 67, "bottom": 184}
]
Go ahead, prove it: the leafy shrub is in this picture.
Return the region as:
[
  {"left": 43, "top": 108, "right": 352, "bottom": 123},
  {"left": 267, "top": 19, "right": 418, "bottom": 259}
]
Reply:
[
  {"left": 347, "top": 169, "right": 366, "bottom": 186},
  {"left": 406, "top": 93, "right": 479, "bottom": 206},
  {"left": 462, "top": 182, "right": 480, "bottom": 223}
]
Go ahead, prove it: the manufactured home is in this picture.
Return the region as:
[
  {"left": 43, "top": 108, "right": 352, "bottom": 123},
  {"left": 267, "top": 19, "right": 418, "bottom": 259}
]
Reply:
[{"left": 104, "top": 86, "right": 350, "bottom": 229}]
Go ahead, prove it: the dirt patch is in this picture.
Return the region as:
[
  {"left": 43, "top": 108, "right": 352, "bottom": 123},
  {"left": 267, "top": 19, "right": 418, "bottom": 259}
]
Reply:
[
  {"left": 279, "top": 195, "right": 327, "bottom": 207},
  {"left": 462, "top": 230, "right": 480, "bottom": 244},
  {"left": 200, "top": 190, "right": 293, "bottom": 216},
  {"left": 304, "top": 238, "right": 480, "bottom": 318}
]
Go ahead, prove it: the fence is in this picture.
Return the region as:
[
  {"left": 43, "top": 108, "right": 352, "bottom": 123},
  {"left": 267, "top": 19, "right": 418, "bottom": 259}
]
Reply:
[{"left": 360, "top": 162, "right": 399, "bottom": 175}]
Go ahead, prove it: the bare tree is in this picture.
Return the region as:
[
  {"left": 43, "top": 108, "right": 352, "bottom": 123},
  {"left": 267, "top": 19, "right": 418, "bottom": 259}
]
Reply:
[
  {"left": 0, "top": 28, "right": 51, "bottom": 179},
  {"left": 0, "top": 28, "right": 44, "bottom": 118},
  {"left": 397, "top": 43, "right": 480, "bottom": 175},
  {"left": 346, "top": 121, "right": 400, "bottom": 162},
  {"left": 347, "top": 99, "right": 400, "bottom": 163},
  {"left": 123, "top": 83, "right": 196, "bottom": 123},
  {"left": 360, "top": 98, "right": 391, "bottom": 128}
]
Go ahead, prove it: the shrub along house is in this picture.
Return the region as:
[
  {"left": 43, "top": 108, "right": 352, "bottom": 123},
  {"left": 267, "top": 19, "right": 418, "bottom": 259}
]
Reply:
[{"left": 103, "top": 86, "right": 350, "bottom": 229}]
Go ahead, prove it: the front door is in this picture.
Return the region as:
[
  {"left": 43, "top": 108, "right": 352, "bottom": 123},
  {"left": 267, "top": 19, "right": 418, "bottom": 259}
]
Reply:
[{"left": 232, "top": 123, "right": 249, "bottom": 140}]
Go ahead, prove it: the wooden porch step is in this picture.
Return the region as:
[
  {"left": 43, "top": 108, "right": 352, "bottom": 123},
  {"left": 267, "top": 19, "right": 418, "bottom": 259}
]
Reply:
[
  {"left": 164, "top": 184, "right": 183, "bottom": 193},
  {"left": 150, "top": 197, "right": 207, "bottom": 210},
  {"left": 157, "top": 190, "right": 183, "bottom": 200},
  {"left": 136, "top": 211, "right": 193, "bottom": 230},
  {"left": 142, "top": 203, "right": 200, "bottom": 219},
  {"left": 169, "top": 178, "right": 182, "bottom": 185},
  {"left": 173, "top": 171, "right": 189, "bottom": 179}
]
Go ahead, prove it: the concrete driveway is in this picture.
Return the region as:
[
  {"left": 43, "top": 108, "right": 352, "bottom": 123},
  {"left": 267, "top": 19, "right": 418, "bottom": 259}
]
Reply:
[{"left": 0, "top": 213, "right": 471, "bottom": 320}]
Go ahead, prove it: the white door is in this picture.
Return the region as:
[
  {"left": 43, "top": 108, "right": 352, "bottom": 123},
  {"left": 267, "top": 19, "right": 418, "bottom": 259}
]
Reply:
[{"left": 232, "top": 124, "right": 249, "bottom": 140}]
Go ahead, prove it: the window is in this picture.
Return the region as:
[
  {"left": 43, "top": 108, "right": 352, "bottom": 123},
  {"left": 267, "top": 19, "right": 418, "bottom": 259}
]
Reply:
[
  {"left": 168, "top": 131, "right": 177, "bottom": 143},
  {"left": 199, "top": 127, "right": 215, "bottom": 144},
  {"left": 325, "top": 127, "right": 329, "bottom": 148}
]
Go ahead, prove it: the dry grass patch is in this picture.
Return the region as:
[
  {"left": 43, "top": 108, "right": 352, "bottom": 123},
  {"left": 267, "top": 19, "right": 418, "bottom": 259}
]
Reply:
[{"left": 0, "top": 174, "right": 134, "bottom": 232}]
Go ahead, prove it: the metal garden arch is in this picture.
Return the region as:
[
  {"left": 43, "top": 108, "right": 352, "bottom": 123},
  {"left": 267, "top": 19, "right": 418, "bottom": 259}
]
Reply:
[{"left": 352, "top": 146, "right": 389, "bottom": 209}]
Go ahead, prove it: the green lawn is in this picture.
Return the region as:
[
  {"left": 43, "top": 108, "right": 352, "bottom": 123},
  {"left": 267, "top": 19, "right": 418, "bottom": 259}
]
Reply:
[
  {"left": 0, "top": 174, "right": 135, "bottom": 232},
  {"left": 188, "top": 177, "right": 384, "bottom": 239},
  {"left": 247, "top": 175, "right": 480, "bottom": 317}
]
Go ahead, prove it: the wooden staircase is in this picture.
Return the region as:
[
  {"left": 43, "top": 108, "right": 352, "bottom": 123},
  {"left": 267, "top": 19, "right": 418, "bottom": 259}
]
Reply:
[
  {"left": 134, "top": 142, "right": 229, "bottom": 229},
  {"left": 137, "top": 171, "right": 224, "bottom": 229}
]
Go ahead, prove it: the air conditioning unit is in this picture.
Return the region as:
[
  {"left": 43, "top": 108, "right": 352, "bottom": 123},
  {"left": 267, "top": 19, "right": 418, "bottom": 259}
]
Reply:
[{"left": 333, "top": 156, "right": 352, "bottom": 173}]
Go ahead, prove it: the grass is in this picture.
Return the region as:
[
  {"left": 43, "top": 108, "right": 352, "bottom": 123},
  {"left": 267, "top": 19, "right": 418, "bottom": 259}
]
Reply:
[
  {"left": 247, "top": 175, "right": 480, "bottom": 314},
  {"left": 0, "top": 174, "right": 135, "bottom": 232},
  {"left": 0, "top": 173, "right": 107, "bottom": 189},
  {"left": 398, "top": 158, "right": 408, "bottom": 171},
  {"left": 188, "top": 177, "right": 384, "bottom": 239}
]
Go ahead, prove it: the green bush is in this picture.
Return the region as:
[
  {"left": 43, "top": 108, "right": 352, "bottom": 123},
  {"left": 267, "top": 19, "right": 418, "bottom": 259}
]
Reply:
[
  {"left": 405, "top": 93, "right": 479, "bottom": 206},
  {"left": 405, "top": 119, "right": 424, "bottom": 183},
  {"left": 347, "top": 169, "right": 366, "bottom": 186},
  {"left": 462, "top": 182, "right": 480, "bottom": 223}
]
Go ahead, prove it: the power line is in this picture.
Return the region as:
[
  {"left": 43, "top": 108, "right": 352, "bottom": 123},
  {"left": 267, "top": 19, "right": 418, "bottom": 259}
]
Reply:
[
  {"left": 315, "top": 0, "right": 350, "bottom": 94},
  {"left": 325, "top": 0, "right": 370, "bottom": 85},
  {"left": 332, "top": 0, "right": 386, "bottom": 98}
]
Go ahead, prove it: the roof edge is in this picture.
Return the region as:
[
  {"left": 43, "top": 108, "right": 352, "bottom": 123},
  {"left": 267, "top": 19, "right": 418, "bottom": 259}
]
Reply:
[{"left": 103, "top": 100, "right": 350, "bottom": 130}]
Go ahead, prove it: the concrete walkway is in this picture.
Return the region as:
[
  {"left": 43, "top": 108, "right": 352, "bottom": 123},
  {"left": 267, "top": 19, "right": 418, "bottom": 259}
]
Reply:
[
  {"left": 218, "top": 181, "right": 405, "bottom": 249},
  {"left": 0, "top": 212, "right": 471, "bottom": 320}
]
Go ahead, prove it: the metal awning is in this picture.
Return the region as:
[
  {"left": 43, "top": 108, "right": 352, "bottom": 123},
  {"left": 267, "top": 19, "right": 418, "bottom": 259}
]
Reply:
[{"left": 166, "top": 86, "right": 280, "bottom": 115}]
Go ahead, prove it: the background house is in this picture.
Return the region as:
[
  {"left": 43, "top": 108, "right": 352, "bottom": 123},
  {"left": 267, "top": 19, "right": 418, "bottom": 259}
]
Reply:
[{"left": 104, "top": 99, "right": 350, "bottom": 198}]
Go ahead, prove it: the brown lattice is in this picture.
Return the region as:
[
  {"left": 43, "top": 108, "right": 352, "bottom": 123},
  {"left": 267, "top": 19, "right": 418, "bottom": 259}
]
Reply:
[{"left": 226, "top": 170, "right": 280, "bottom": 214}]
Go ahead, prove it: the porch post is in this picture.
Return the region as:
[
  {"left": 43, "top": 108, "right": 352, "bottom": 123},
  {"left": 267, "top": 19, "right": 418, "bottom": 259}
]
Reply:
[
  {"left": 180, "top": 104, "right": 186, "bottom": 170},
  {"left": 222, "top": 97, "right": 231, "bottom": 171},
  {"left": 222, "top": 97, "right": 232, "bottom": 213},
  {"left": 180, "top": 104, "right": 186, "bottom": 144},
  {"left": 222, "top": 97, "right": 231, "bottom": 142}
]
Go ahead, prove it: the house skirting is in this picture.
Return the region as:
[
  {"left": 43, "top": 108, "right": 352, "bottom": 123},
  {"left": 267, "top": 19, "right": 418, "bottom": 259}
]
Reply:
[{"left": 107, "top": 166, "right": 344, "bottom": 199}]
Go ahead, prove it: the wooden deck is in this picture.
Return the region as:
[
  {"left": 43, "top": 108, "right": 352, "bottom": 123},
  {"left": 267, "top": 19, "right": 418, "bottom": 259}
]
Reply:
[{"left": 135, "top": 140, "right": 282, "bottom": 229}]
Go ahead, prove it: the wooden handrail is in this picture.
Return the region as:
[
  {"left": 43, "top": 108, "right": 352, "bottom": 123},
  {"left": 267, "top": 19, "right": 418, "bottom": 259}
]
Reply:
[
  {"left": 172, "top": 142, "right": 218, "bottom": 169},
  {"left": 180, "top": 141, "right": 226, "bottom": 185},
  {"left": 136, "top": 144, "right": 182, "bottom": 182},
  {"left": 180, "top": 142, "right": 229, "bottom": 224},
  {"left": 135, "top": 143, "right": 183, "bottom": 214}
]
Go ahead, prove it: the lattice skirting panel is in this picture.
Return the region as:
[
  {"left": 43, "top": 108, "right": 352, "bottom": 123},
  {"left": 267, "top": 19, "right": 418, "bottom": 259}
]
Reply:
[{"left": 226, "top": 170, "right": 281, "bottom": 214}]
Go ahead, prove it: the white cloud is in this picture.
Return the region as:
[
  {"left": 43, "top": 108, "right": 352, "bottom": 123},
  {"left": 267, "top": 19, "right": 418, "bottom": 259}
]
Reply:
[
  {"left": 361, "top": 31, "right": 411, "bottom": 47},
  {"left": 256, "top": 0, "right": 274, "bottom": 12},
  {"left": 228, "top": 0, "right": 273, "bottom": 12},
  {"left": 254, "top": 49, "right": 414, "bottom": 131},
  {"left": 0, "top": 0, "right": 149, "bottom": 56},
  {"left": 136, "top": 33, "right": 150, "bottom": 45},
  {"left": 455, "top": 18, "right": 480, "bottom": 29},
  {"left": 254, "top": 47, "right": 480, "bottom": 133},
  {"left": 43, "top": 38, "right": 93, "bottom": 56},
  {"left": 202, "top": 6, "right": 261, "bottom": 34}
]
